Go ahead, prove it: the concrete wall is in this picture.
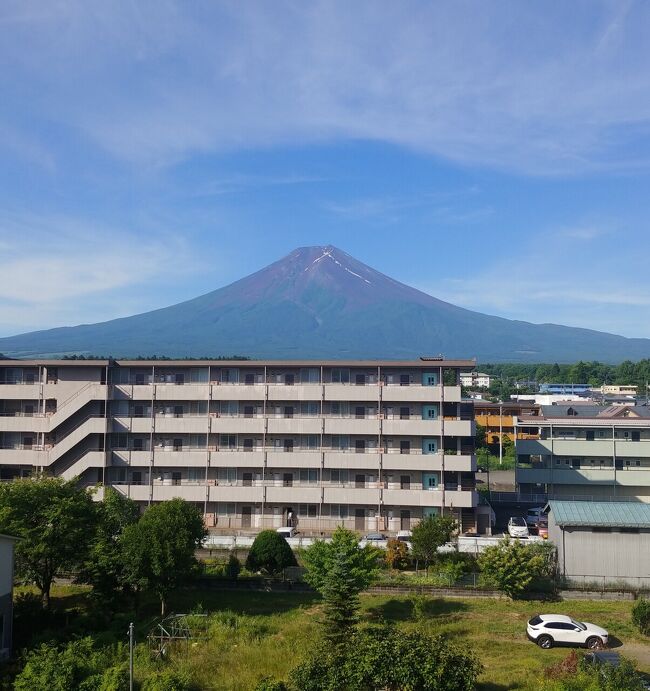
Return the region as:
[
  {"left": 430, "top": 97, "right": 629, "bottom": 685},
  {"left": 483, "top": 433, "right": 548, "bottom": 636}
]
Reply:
[{"left": 549, "top": 514, "right": 650, "bottom": 588}]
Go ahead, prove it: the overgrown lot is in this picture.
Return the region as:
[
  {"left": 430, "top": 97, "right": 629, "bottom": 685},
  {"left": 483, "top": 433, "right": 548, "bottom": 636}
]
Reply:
[{"left": 5, "top": 585, "right": 649, "bottom": 690}]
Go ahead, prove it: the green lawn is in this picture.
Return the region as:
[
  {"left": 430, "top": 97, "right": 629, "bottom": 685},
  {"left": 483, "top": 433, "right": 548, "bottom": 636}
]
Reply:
[{"left": 10, "top": 586, "right": 650, "bottom": 690}]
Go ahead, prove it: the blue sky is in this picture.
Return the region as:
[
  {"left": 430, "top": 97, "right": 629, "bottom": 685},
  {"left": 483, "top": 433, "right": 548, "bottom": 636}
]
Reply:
[{"left": 1, "top": 1, "right": 650, "bottom": 339}]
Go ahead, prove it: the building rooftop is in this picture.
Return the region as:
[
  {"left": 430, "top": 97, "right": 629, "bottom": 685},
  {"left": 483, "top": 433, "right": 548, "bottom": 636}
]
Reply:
[
  {"left": 546, "top": 500, "right": 650, "bottom": 528},
  {"left": 518, "top": 404, "right": 650, "bottom": 422},
  {"left": 0, "top": 358, "right": 476, "bottom": 368}
]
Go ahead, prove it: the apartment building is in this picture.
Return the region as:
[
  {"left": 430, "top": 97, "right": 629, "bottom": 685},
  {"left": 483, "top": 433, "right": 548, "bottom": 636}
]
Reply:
[
  {"left": 460, "top": 371, "right": 493, "bottom": 389},
  {"left": 516, "top": 404, "right": 650, "bottom": 502},
  {"left": 0, "top": 358, "right": 480, "bottom": 534},
  {"left": 474, "top": 401, "right": 539, "bottom": 445}
]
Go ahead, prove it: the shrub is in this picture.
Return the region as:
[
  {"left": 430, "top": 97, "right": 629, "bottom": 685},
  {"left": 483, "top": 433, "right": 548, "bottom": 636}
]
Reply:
[
  {"left": 632, "top": 597, "right": 650, "bottom": 636},
  {"left": 224, "top": 553, "right": 241, "bottom": 579},
  {"left": 429, "top": 560, "right": 467, "bottom": 587},
  {"left": 14, "top": 637, "right": 124, "bottom": 691},
  {"left": 245, "top": 530, "right": 297, "bottom": 575},
  {"left": 478, "top": 537, "right": 550, "bottom": 597},
  {"left": 141, "top": 669, "right": 193, "bottom": 691},
  {"left": 290, "top": 626, "right": 482, "bottom": 691},
  {"left": 385, "top": 538, "right": 410, "bottom": 570},
  {"left": 253, "top": 678, "right": 288, "bottom": 691}
]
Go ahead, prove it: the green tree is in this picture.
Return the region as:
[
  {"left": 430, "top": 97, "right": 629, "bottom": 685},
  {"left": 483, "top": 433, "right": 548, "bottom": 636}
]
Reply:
[
  {"left": 410, "top": 514, "right": 457, "bottom": 571},
  {"left": 478, "top": 537, "right": 549, "bottom": 598},
  {"left": 475, "top": 422, "right": 487, "bottom": 449},
  {"left": 302, "top": 527, "right": 380, "bottom": 645},
  {"left": 385, "top": 538, "right": 410, "bottom": 570},
  {"left": 78, "top": 487, "right": 140, "bottom": 602},
  {"left": 632, "top": 597, "right": 650, "bottom": 636},
  {"left": 245, "top": 530, "right": 297, "bottom": 575},
  {"left": 290, "top": 626, "right": 482, "bottom": 691},
  {"left": 0, "top": 477, "right": 97, "bottom": 609},
  {"left": 120, "top": 498, "right": 207, "bottom": 616}
]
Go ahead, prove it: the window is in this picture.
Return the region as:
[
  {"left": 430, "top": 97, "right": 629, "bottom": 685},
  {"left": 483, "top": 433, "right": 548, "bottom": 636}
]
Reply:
[
  {"left": 303, "top": 435, "right": 319, "bottom": 450},
  {"left": 132, "top": 438, "right": 143, "bottom": 451},
  {"left": 131, "top": 471, "right": 142, "bottom": 485},
  {"left": 330, "top": 435, "right": 349, "bottom": 450},
  {"left": 300, "top": 368, "right": 320, "bottom": 383},
  {"left": 400, "top": 407, "right": 410, "bottom": 420},
  {"left": 244, "top": 372, "right": 255, "bottom": 385},
  {"left": 330, "top": 368, "right": 350, "bottom": 384},
  {"left": 299, "top": 469, "right": 318, "bottom": 484},
  {"left": 301, "top": 401, "right": 320, "bottom": 416},
  {"left": 619, "top": 527, "right": 640, "bottom": 534},
  {"left": 220, "top": 435, "right": 237, "bottom": 449},
  {"left": 355, "top": 439, "right": 366, "bottom": 452}
]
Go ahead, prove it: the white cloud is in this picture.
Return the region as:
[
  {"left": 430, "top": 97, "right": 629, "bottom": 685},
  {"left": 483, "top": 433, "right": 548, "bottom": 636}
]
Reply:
[
  {"left": 422, "top": 222, "right": 650, "bottom": 337},
  {"left": 0, "top": 211, "right": 205, "bottom": 334},
  {"left": 2, "top": 1, "right": 650, "bottom": 174}
]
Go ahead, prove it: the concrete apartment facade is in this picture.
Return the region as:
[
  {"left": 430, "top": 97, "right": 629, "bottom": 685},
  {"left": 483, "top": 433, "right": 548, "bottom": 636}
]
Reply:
[
  {"left": 516, "top": 405, "right": 650, "bottom": 502},
  {"left": 0, "top": 358, "right": 479, "bottom": 534}
]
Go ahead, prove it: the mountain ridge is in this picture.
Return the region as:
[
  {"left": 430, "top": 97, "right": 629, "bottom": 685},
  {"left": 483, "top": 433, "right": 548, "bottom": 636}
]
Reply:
[{"left": 1, "top": 245, "right": 649, "bottom": 363}]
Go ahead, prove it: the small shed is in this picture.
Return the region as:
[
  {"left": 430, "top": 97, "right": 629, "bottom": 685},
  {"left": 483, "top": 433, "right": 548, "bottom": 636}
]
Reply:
[
  {"left": 0, "top": 534, "right": 16, "bottom": 659},
  {"left": 546, "top": 501, "right": 650, "bottom": 590}
]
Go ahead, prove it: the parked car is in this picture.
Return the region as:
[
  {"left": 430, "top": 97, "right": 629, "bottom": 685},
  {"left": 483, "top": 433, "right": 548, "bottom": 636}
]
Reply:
[
  {"left": 534, "top": 517, "right": 549, "bottom": 539},
  {"left": 359, "top": 533, "right": 387, "bottom": 548},
  {"left": 276, "top": 526, "right": 297, "bottom": 538},
  {"left": 527, "top": 614, "right": 609, "bottom": 650},
  {"left": 526, "top": 507, "right": 546, "bottom": 527},
  {"left": 507, "top": 516, "right": 530, "bottom": 538},
  {"left": 395, "top": 530, "right": 412, "bottom": 550}
]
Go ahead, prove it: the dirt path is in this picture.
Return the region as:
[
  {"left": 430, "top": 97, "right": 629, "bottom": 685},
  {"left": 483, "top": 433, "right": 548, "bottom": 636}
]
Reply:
[{"left": 618, "top": 641, "right": 650, "bottom": 672}]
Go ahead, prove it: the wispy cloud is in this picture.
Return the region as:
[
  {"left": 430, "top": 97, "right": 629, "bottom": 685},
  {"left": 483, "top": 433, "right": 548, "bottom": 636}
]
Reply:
[
  {"left": 193, "top": 174, "right": 327, "bottom": 197},
  {"left": 0, "top": 211, "right": 205, "bottom": 334},
  {"left": 3, "top": 1, "right": 650, "bottom": 174},
  {"left": 423, "top": 221, "right": 650, "bottom": 337}
]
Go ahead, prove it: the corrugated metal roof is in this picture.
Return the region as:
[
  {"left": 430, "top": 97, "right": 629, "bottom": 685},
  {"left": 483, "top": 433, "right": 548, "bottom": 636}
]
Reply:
[{"left": 546, "top": 500, "right": 650, "bottom": 528}]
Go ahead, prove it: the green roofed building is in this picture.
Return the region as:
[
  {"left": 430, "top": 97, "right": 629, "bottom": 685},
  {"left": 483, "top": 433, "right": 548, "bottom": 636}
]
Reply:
[{"left": 546, "top": 500, "right": 650, "bottom": 590}]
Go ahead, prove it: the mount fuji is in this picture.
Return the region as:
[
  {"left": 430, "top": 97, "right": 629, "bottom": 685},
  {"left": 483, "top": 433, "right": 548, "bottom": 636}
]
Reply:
[{"left": 1, "top": 245, "right": 650, "bottom": 362}]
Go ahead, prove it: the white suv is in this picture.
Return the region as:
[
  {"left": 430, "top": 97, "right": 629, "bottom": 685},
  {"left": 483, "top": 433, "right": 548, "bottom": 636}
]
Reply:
[{"left": 527, "top": 614, "right": 609, "bottom": 650}]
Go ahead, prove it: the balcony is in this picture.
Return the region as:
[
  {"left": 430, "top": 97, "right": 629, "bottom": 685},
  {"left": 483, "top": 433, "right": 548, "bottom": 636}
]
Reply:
[
  {"left": 382, "top": 419, "right": 441, "bottom": 436},
  {"left": 323, "top": 451, "right": 381, "bottom": 469},
  {"left": 267, "top": 417, "right": 322, "bottom": 435},
  {"left": 324, "top": 417, "right": 380, "bottom": 435},
  {"left": 266, "top": 451, "right": 321, "bottom": 468},
  {"left": 267, "top": 384, "right": 323, "bottom": 401},
  {"left": 211, "top": 383, "right": 266, "bottom": 401},
  {"left": 324, "top": 384, "right": 381, "bottom": 402},
  {"left": 211, "top": 417, "right": 265, "bottom": 434},
  {"left": 210, "top": 450, "right": 264, "bottom": 467},
  {"left": 209, "top": 485, "right": 264, "bottom": 502},
  {"left": 323, "top": 486, "right": 382, "bottom": 504},
  {"left": 0, "top": 414, "right": 48, "bottom": 433},
  {"left": 0, "top": 383, "right": 41, "bottom": 399},
  {"left": 265, "top": 485, "right": 321, "bottom": 503}
]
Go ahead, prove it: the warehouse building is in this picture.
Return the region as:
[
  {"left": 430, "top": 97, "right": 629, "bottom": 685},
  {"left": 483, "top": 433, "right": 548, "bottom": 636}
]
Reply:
[{"left": 546, "top": 500, "right": 650, "bottom": 589}]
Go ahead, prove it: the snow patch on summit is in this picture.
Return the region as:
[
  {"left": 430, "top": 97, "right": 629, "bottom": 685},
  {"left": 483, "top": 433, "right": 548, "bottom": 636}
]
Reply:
[{"left": 304, "top": 248, "right": 372, "bottom": 284}]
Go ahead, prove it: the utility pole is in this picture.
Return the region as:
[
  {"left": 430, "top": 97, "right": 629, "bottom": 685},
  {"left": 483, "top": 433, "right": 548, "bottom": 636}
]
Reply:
[
  {"left": 128, "top": 622, "right": 134, "bottom": 691},
  {"left": 499, "top": 401, "right": 503, "bottom": 466}
]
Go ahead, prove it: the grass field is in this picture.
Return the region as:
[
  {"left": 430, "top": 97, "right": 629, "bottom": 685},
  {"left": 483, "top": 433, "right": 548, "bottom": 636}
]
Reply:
[{"left": 11, "top": 586, "right": 650, "bottom": 690}]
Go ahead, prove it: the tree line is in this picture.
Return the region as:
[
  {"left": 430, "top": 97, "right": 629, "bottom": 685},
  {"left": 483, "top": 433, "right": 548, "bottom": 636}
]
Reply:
[
  {"left": 481, "top": 359, "right": 650, "bottom": 390},
  {"left": 0, "top": 478, "right": 206, "bottom": 615}
]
